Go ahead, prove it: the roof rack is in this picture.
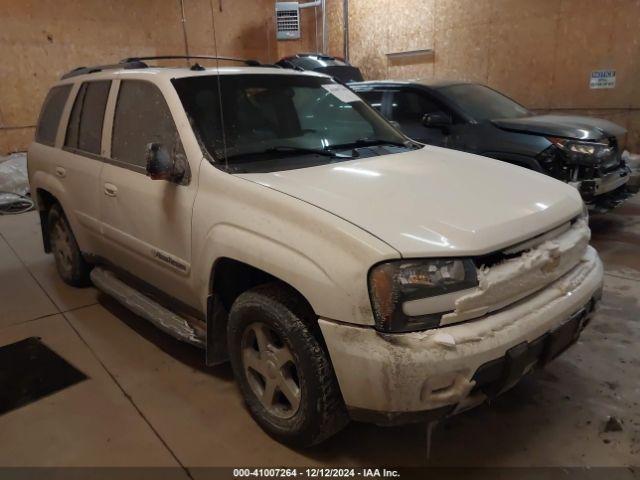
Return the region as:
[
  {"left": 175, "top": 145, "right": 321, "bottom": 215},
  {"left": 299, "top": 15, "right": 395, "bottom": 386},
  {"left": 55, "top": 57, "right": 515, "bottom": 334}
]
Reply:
[
  {"left": 61, "top": 55, "right": 262, "bottom": 80},
  {"left": 122, "top": 55, "right": 261, "bottom": 66},
  {"left": 61, "top": 60, "right": 148, "bottom": 79}
]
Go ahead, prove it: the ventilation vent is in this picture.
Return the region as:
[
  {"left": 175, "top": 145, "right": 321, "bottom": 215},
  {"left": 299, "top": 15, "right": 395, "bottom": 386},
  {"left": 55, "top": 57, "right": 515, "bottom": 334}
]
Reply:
[{"left": 276, "top": 2, "right": 301, "bottom": 40}]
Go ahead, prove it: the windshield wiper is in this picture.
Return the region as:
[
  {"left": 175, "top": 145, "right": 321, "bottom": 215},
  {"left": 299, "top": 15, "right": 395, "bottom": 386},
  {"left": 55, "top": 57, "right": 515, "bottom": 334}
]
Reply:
[
  {"left": 264, "top": 146, "right": 354, "bottom": 159},
  {"left": 329, "top": 138, "right": 414, "bottom": 149}
]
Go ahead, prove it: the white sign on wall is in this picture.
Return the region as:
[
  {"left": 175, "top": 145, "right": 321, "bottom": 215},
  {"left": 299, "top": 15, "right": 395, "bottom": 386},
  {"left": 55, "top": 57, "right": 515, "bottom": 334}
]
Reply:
[{"left": 590, "top": 69, "right": 616, "bottom": 89}]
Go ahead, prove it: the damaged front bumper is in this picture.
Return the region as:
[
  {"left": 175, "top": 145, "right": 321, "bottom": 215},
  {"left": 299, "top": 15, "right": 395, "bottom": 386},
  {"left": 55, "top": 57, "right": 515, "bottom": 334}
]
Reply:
[
  {"left": 319, "top": 246, "right": 604, "bottom": 426},
  {"left": 570, "top": 164, "right": 632, "bottom": 212}
]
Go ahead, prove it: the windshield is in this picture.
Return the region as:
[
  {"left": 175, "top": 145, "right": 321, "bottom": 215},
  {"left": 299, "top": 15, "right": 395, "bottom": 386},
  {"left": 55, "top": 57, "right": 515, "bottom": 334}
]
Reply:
[
  {"left": 172, "top": 74, "right": 407, "bottom": 167},
  {"left": 437, "top": 84, "right": 531, "bottom": 121}
]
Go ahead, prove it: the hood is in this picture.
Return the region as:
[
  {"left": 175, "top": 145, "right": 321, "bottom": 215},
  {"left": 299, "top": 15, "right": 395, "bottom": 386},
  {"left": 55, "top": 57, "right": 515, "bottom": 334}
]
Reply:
[
  {"left": 237, "top": 146, "right": 583, "bottom": 257},
  {"left": 492, "top": 114, "right": 626, "bottom": 141}
]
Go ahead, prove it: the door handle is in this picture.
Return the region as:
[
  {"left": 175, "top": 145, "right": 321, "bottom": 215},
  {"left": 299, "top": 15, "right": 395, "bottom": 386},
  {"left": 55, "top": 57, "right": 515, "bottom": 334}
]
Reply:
[
  {"left": 55, "top": 166, "right": 66, "bottom": 178},
  {"left": 104, "top": 183, "right": 118, "bottom": 197}
]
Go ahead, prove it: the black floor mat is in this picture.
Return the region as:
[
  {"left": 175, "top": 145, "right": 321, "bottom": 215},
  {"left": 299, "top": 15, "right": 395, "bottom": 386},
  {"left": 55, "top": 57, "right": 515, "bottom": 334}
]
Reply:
[{"left": 0, "top": 336, "right": 88, "bottom": 415}]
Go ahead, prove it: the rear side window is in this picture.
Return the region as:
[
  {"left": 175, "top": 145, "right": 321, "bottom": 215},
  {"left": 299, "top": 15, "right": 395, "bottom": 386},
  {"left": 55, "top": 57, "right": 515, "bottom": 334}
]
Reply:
[
  {"left": 35, "top": 85, "right": 72, "bottom": 146},
  {"left": 65, "top": 80, "right": 111, "bottom": 155},
  {"left": 111, "top": 80, "right": 184, "bottom": 168},
  {"left": 357, "top": 90, "right": 384, "bottom": 112}
]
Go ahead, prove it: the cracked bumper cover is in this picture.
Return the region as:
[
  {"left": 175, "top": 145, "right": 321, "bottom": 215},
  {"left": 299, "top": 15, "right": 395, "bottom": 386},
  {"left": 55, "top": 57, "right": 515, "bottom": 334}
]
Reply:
[
  {"left": 319, "top": 246, "right": 603, "bottom": 425},
  {"left": 571, "top": 164, "right": 631, "bottom": 201}
]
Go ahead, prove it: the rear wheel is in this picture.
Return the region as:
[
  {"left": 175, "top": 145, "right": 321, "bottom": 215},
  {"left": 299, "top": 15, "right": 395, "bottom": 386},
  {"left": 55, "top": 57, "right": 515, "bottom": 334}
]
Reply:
[
  {"left": 227, "top": 283, "right": 348, "bottom": 446},
  {"left": 48, "top": 204, "right": 91, "bottom": 286}
]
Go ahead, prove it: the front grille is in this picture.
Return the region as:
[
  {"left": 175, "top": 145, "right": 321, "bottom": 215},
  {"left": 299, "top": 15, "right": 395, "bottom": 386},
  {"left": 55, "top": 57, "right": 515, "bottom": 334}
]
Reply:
[
  {"left": 440, "top": 218, "right": 590, "bottom": 326},
  {"left": 473, "top": 250, "right": 520, "bottom": 270},
  {"left": 473, "top": 218, "right": 575, "bottom": 269}
]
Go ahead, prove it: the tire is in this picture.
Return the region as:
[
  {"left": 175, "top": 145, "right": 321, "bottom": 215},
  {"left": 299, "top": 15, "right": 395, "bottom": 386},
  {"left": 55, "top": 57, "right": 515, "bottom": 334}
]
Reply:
[
  {"left": 48, "top": 204, "right": 91, "bottom": 287},
  {"left": 227, "top": 283, "right": 349, "bottom": 446}
]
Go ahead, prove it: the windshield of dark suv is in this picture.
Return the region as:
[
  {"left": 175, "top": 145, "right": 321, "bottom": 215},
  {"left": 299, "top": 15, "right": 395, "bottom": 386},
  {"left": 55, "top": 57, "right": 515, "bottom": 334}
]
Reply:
[
  {"left": 172, "top": 74, "right": 410, "bottom": 171},
  {"left": 437, "top": 84, "right": 531, "bottom": 121}
]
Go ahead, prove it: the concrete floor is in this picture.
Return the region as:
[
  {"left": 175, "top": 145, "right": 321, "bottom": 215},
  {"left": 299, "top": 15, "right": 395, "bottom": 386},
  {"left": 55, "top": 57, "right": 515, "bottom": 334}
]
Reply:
[{"left": 0, "top": 198, "right": 638, "bottom": 469}]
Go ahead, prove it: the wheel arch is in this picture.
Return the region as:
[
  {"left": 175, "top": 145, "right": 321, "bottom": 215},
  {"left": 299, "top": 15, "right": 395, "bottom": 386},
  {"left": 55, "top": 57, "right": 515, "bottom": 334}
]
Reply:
[
  {"left": 35, "top": 188, "right": 60, "bottom": 252},
  {"left": 205, "top": 257, "right": 319, "bottom": 365}
]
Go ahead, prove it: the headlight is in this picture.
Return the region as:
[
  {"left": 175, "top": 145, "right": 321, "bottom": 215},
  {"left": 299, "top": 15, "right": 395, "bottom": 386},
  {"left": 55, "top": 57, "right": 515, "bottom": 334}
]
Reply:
[
  {"left": 368, "top": 259, "right": 478, "bottom": 332},
  {"left": 547, "top": 137, "right": 613, "bottom": 164}
]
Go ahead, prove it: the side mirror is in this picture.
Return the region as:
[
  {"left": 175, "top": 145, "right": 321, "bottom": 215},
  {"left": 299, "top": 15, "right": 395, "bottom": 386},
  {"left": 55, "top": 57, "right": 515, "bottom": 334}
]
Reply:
[
  {"left": 145, "top": 142, "right": 185, "bottom": 183},
  {"left": 422, "top": 111, "right": 452, "bottom": 129}
]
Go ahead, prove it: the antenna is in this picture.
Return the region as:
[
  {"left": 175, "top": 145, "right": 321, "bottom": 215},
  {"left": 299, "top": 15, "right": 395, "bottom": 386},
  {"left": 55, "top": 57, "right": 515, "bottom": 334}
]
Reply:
[{"left": 209, "top": 0, "right": 228, "bottom": 171}]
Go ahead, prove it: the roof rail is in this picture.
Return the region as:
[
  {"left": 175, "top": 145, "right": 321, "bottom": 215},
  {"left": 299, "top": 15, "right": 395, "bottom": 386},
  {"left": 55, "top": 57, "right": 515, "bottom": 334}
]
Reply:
[
  {"left": 61, "top": 60, "right": 148, "bottom": 79},
  {"left": 121, "top": 55, "right": 262, "bottom": 66},
  {"left": 60, "top": 55, "right": 263, "bottom": 80}
]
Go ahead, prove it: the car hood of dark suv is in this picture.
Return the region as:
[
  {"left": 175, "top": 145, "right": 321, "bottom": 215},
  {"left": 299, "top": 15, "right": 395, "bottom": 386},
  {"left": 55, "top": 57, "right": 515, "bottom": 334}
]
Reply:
[{"left": 492, "top": 114, "right": 627, "bottom": 141}]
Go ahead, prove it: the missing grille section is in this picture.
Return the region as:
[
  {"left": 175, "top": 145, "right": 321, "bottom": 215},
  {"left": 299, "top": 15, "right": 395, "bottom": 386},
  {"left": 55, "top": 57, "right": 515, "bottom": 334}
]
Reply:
[
  {"left": 0, "top": 337, "right": 87, "bottom": 415},
  {"left": 473, "top": 218, "right": 577, "bottom": 270}
]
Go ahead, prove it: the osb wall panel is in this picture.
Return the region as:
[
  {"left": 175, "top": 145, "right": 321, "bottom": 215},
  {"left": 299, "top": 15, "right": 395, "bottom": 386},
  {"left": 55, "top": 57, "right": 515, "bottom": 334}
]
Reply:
[
  {"left": 550, "top": 1, "right": 639, "bottom": 109},
  {"left": 348, "top": 0, "right": 389, "bottom": 80},
  {"left": 487, "top": 15, "right": 558, "bottom": 108},
  {"left": 628, "top": 111, "right": 640, "bottom": 153},
  {"left": 329, "top": 0, "right": 640, "bottom": 151},
  {"left": 182, "top": 0, "right": 278, "bottom": 64},
  {"left": 185, "top": 0, "right": 277, "bottom": 62},
  {"left": 326, "top": 0, "right": 344, "bottom": 58},
  {"left": 0, "top": 128, "right": 35, "bottom": 154},
  {"left": 0, "top": 0, "right": 276, "bottom": 154},
  {"left": 387, "top": 0, "right": 435, "bottom": 79}
]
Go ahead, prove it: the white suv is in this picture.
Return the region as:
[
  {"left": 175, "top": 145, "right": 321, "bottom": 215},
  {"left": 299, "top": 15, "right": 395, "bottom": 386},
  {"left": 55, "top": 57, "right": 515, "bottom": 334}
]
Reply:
[{"left": 29, "top": 57, "right": 604, "bottom": 446}]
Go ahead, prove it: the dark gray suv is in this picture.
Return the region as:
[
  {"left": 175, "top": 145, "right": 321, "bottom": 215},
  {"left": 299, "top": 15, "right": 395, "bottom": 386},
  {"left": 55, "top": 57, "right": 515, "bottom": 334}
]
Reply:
[{"left": 351, "top": 80, "right": 632, "bottom": 211}]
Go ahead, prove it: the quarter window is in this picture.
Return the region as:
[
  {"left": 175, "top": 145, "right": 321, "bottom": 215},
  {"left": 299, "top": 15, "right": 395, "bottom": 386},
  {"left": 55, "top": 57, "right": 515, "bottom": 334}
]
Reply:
[
  {"left": 65, "top": 81, "right": 111, "bottom": 154},
  {"left": 35, "top": 85, "right": 72, "bottom": 146},
  {"left": 111, "top": 80, "right": 184, "bottom": 168}
]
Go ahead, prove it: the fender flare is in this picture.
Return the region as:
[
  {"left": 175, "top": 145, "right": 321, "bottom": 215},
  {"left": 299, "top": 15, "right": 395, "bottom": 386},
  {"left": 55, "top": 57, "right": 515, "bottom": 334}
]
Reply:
[{"left": 31, "top": 171, "right": 71, "bottom": 252}]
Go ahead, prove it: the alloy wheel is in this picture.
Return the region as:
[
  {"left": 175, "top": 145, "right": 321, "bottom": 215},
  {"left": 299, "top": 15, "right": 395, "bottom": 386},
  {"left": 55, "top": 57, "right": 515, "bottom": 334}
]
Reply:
[{"left": 241, "top": 322, "right": 301, "bottom": 419}]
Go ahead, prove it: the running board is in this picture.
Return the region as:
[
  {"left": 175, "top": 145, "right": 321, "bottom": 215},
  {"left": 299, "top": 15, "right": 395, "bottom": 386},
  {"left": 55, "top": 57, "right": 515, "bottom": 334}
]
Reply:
[{"left": 90, "top": 267, "right": 205, "bottom": 348}]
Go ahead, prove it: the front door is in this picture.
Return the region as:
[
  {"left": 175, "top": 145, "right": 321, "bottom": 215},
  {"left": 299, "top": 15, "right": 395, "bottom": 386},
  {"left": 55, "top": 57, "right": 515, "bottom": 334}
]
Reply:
[
  {"left": 388, "top": 89, "right": 449, "bottom": 146},
  {"left": 99, "top": 79, "right": 197, "bottom": 306}
]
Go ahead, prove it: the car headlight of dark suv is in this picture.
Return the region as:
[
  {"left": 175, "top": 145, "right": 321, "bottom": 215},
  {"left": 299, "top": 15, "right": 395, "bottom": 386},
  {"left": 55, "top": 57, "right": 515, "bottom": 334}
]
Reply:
[
  {"left": 546, "top": 137, "right": 615, "bottom": 165},
  {"left": 368, "top": 259, "right": 478, "bottom": 332}
]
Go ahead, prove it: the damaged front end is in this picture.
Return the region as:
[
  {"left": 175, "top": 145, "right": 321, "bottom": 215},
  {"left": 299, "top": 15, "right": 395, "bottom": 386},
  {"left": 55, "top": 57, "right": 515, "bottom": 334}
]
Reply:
[
  {"left": 319, "top": 214, "right": 604, "bottom": 425},
  {"left": 537, "top": 135, "right": 632, "bottom": 212}
]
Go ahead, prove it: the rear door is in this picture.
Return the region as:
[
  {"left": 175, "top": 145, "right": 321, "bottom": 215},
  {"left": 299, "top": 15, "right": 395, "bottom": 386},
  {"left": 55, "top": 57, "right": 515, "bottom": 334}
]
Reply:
[
  {"left": 55, "top": 80, "right": 111, "bottom": 253},
  {"left": 99, "top": 79, "right": 197, "bottom": 305}
]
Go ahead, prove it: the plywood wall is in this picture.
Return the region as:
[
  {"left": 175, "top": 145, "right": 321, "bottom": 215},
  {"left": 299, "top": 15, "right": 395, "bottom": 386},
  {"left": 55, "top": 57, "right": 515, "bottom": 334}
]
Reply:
[
  {"left": 330, "top": 0, "right": 640, "bottom": 152},
  {"left": 5, "top": 0, "right": 638, "bottom": 153},
  {"left": 0, "top": 0, "right": 278, "bottom": 154}
]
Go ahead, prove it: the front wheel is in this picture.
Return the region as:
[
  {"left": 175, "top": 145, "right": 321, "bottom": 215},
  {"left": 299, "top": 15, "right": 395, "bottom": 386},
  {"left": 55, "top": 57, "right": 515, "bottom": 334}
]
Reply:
[{"left": 227, "top": 283, "right": 348, "bottom": 446}]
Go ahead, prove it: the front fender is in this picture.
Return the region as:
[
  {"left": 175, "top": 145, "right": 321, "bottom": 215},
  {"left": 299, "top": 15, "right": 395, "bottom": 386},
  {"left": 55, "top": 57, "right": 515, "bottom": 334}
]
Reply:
[
  {"left": 195, "top": 222, "right": 374, "bottom": 325},
  {"left": 191, "top": 165, "right": 399, "bottom": 325}
]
